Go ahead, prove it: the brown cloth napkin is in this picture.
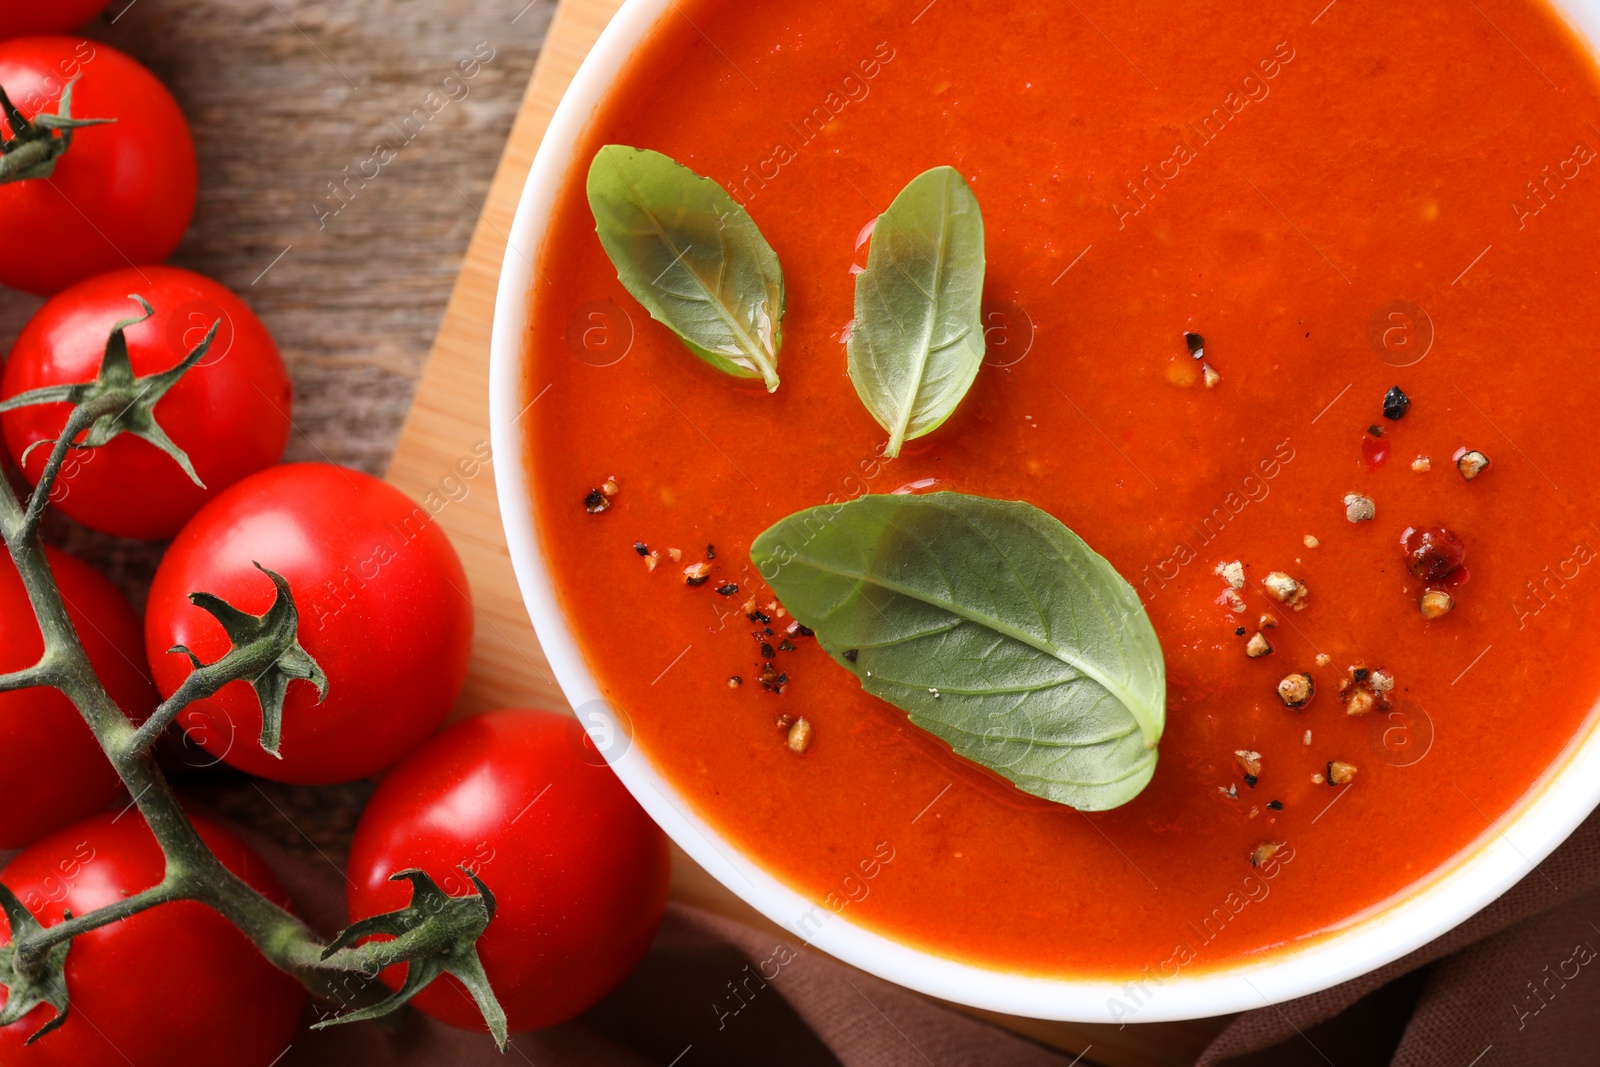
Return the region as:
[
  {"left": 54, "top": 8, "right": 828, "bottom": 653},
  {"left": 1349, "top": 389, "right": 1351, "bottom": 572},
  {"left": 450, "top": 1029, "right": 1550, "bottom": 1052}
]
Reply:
[
  {"left": 8, "top": 809, "right": 1600, "bottom": 1066},
  {"left": 1196, "top": 808, "right": 1600, "bottom": 1067}
]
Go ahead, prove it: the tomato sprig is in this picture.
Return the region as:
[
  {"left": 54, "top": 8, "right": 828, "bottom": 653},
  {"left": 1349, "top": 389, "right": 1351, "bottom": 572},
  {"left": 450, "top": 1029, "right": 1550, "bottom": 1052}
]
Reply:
[{"left": 0, "top": 301, "right": 505, "bottom": 1048}]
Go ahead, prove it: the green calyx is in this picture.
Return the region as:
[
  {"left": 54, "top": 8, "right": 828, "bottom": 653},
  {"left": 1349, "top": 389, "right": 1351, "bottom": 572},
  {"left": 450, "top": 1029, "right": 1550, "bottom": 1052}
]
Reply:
[
  {"left": 0, "top": 884, "right": 72, "bottom": 1046},
  {"left": 0, "top": 296, "right": 218, "bottom": 488},
  {"left": 314, "top": 868, "right": 507, "bottom": 1050},
  {"left": 0, "top": 78, "right": 114, "bottom": 185},
  {"left": 169, "top": 563, "right": 329, "bottom": 759}
]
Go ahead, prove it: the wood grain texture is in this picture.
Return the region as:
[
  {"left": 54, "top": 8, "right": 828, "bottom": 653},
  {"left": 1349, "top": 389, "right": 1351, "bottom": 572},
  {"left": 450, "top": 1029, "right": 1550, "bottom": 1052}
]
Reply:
[
  {"left": 381, "top": 1, "right": 1233, "bottom": 1063},
  {"left": 382, "top": 0, "right": 602, "bottom": 717}
]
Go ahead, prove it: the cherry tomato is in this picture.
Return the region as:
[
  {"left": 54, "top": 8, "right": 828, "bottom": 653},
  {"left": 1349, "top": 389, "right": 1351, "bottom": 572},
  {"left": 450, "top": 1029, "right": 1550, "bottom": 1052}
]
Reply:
[
  {"left": 0, "top": 38, "right": 196, "bottom": 295},
  {"left": 0, "top": 546, "right": 154, "bottom": 850},
  {"left": 0, "top": 810, "right": 305, "bottom": 1066},
  {"left": 0, "top": 4, "right": 111, "bottom": 39},
  {"left": 346, "top": 709, "right": 670, "bottom": 1032},
  {"left": 145, "top": 463, "right": 473, "bottom": 784},
  {"left": 1, "top": 267, "right": 293, "bottom": 539}
]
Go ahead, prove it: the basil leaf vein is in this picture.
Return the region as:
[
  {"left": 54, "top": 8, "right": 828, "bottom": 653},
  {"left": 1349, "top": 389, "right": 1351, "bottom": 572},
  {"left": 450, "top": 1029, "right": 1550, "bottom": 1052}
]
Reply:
[
  {"left": 848, "top": 166, "right": 986, "bottom": 457},
  {"left": 587, "top": 145, "right": 785, "bottom": 391},
  {"left": 751, "top": 492, "right": 1165, "bottom": 811}
]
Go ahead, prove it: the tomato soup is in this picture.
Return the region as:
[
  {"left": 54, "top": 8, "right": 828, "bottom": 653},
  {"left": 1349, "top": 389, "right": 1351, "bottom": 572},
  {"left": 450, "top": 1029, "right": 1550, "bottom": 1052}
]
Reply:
[{"left": 524, "top": 0, "right": 1600, "bottom": 980}]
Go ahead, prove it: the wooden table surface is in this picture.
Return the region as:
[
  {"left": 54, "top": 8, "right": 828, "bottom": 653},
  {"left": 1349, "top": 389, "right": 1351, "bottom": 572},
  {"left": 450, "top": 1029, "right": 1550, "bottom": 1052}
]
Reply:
[
  {"left": 0, "top": 3, "right": 1232, "bottom": 1063},
  {"left": 1, "top": 0, "right": 555, "bottom": 586}
]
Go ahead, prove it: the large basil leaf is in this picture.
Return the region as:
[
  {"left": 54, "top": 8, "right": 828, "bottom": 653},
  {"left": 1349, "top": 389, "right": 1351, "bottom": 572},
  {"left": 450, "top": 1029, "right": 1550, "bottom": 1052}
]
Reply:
[
  {"left": 587, "top": 145, "right": 785, "bottom": 391},
  {"left": 848, "top": 166, "right": 986, "bottom": 457},
  {"left": 751, "top": 492, "right": 1165, "bottom": 811}
]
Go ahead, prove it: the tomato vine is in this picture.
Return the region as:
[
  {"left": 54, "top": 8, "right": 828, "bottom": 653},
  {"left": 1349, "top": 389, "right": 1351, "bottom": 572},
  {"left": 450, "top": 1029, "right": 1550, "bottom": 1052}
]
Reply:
[{"left": 0, "top": 316, "right": 507, "bottom": 1049}]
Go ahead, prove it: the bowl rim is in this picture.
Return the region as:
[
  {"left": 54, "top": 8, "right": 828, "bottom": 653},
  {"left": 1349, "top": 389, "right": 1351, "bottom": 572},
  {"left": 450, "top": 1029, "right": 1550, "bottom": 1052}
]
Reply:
[{"left": 488, "top": 0, "right": 1600, "bottom": 1023}]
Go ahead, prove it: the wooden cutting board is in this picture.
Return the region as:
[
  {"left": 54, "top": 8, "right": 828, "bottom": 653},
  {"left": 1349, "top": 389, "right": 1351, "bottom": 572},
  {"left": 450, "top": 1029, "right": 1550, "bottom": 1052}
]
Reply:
[{"left": 383, "top": 1, "right": 1233, "bottom": 1062}]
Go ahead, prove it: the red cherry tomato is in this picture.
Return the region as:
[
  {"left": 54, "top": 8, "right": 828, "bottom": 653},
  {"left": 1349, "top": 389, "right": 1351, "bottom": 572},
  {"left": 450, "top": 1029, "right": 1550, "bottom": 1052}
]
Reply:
[
  {"left": 0, "top": 37, "right": 196, "bottom": 295},
  {"left": 346, "top": 709, "right": 671, "bottom": 1032},
  {"left": 0, "top": 3, "right": 111, "bottom": 39},
  {"left": 0, "top": 810, "right": 305, "bottom": 1065},
  {"left": 145, "top": 463, "right": 474, "bottom": 784},
  {"left": 1, "top": 266, "right": 292, "bottom": 539},
  {"left": 0, "top": 546, "right": 154, "bottom": 849}
]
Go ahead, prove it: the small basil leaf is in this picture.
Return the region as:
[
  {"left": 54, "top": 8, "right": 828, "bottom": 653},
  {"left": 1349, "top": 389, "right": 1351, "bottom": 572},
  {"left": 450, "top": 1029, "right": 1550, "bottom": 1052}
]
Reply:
[
  {"left": 587, "top": 145, "right": 785, "bottom": 391},
  {"left": 751, "top": 492, "right": 1165, "bottom": 811},
  {"left": 848, "top": 166, "right": 986, "bottom": 457}
]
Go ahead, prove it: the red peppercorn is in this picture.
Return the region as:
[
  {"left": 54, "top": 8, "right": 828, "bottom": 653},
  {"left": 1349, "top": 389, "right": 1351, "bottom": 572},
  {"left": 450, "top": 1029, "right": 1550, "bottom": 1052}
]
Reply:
[{"left": 1402, "top": 526, "right": 1466, "bottom": 583}]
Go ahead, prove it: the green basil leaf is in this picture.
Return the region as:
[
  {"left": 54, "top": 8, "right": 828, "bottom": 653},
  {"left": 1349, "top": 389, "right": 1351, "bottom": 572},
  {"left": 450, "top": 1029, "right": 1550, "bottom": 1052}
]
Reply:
[
  {"left": 751, "top": 492, "right": 1165, "bottom": 811},
  {"left": 586, "top": 145, "right": 785, "bottom": 391},
  {"left": 848, "top": 166, "right": 986, "bottom": 457}
]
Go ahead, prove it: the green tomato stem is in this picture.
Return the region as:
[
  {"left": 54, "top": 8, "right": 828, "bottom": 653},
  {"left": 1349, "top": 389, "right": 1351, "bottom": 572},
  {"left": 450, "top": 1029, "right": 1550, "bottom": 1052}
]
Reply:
[
  {"left": 12, "top": 885, "right": 178, "bottom": 966},
  {"left": 14, "top": 402, "right": 104, "bottom": 546},
  {"left": 0, "top": 664, "right": 55, "bottom": 695},
  {"left": 0, "top": 354, "right": 502, "bottom": 1039},
  {"left": 0, "top": 465, "right": 391, "bottom": 1010},
  {"left": 124, "top": 666, "right": 213, "bottom": 755}
]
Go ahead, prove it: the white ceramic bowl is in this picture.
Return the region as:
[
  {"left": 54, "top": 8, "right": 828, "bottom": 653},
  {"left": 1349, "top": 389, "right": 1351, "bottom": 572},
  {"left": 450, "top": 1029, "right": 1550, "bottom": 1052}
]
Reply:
[{"left": 489, "top": 0, "right": 1600, "bottom": 1022}]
